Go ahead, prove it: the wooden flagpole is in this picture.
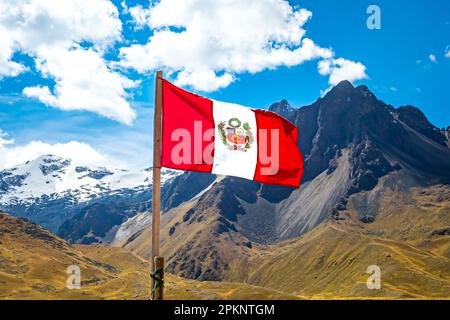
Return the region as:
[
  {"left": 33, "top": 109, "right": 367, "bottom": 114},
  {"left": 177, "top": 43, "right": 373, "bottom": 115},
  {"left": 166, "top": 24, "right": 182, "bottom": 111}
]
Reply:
[{"left": 151, "top": 70, "right": 164, "bottom": 300}]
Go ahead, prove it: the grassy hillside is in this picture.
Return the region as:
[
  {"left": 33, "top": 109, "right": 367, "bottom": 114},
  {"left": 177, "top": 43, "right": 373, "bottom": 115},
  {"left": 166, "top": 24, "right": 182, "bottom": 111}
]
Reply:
[
  {"left": 1, "top": 183, "right": 449, "bottom": 299},
  {"left": 119, "top": 195, "right": 261, "bottom": 281},
  {"left": 241, "top": 185, "right": 450, "bottom": 298},
  {"left": 78, "top": 245, "right": 298, "bottom": 300},
  {"left": 0, "top": 211, "right": 297, "bottom": 299},
  {"left": 0, "top": 212, "right": 140, "bottom": 299},
  {"left": 119, "top": 184, "right": 450, "bottom": 299}
]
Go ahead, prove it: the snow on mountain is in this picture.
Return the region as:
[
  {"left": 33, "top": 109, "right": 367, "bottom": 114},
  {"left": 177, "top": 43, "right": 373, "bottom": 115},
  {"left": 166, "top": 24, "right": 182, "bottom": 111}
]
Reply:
[
  {"left": 0, "top": 154, "right": 179, "bottom": 204},
  {"left": 0, "top": 154, "right": 181, "bottom": 231}
]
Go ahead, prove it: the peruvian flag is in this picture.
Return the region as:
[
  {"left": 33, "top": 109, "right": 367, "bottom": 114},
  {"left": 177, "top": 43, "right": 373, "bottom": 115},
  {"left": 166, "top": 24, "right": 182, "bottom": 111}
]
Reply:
[{"left": 160, "top": 79, "right": 304, "bottom": 188}]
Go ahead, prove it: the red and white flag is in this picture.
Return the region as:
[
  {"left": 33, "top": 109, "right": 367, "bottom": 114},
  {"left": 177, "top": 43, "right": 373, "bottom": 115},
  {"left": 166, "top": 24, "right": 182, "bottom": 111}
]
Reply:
[{"left": 160, "top": 79, "right": 304, "bottom": 188}]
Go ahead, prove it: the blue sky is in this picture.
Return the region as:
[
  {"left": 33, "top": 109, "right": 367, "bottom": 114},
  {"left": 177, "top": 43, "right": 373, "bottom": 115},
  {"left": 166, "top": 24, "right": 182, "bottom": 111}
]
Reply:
[{"left": 0, "top": 0, "right": 449, "bottom": 170}]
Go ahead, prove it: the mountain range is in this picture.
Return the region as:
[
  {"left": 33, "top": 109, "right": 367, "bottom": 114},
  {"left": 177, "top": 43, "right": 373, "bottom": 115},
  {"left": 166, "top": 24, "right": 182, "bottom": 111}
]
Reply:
[
  {"left": 1, "top": 210, "right": 289, "bottom": 300},
  {"left": 1, "top": 80, "right": 449, "bottom": 298},
  {"left": 0, "top": 155, "right": 217, "bottom": 244},
  {"left": 115, "top": 81, "right": 450, "bottom": 280}
]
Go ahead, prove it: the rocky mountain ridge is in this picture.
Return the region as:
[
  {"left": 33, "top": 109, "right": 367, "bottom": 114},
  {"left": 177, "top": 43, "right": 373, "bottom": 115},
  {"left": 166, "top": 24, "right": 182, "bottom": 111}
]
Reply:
[
  {"left": 0, "top": 155, "right": 181, "bottom": 238},
  {"left": 118, "top": 81, "right": 450, "bottom": 281}
]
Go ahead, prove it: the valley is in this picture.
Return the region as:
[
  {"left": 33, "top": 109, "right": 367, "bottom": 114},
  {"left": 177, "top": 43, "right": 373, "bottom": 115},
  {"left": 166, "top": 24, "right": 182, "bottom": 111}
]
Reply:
[
  {"left": 1, "top": 81, "right": 449, "bottom": 299},
  {"left": 119, "top": 183, "right": 450, "bottom": 298},
  {"left": 1, "top": 182, "right": 449, "bottom": 300},
  {"left": 0, "top": 211, "right": 297, "bottom": 300}
]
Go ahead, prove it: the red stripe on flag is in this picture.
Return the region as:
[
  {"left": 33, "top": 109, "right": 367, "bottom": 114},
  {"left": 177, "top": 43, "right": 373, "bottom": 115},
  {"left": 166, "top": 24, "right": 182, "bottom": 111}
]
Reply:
[
  {"left": 253, "top": 109, "right": 304, "bottom": 188},
  {"left": 161, "top": 80, "right": 214, "bottom": 172}
]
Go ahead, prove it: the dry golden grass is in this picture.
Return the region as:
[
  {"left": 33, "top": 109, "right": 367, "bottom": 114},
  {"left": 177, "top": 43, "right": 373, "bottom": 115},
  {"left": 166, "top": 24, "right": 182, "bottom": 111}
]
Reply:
[
  {"left": 118, "top": 184, "right": 450, "bottom": 299},
  {"left": 0, "top": 213, "right": 298, "bottom": 299},
  {"left": 165, "top": 274, "right": 299, "bottom": 300},
  {"left": 239, "top": 185, "right": 450, "bottom": 299},
  {"left": 0, "top": 213, "right": 114, "bottom": 299},
  {"left": 120, "top": 197, "right": 261, "bottom": 282},
  {"left": 1, "top": 184, "right": 449, "bottom": 299},
  {"left": 78, "top": 245, "right": 297, "bottom": 300}
]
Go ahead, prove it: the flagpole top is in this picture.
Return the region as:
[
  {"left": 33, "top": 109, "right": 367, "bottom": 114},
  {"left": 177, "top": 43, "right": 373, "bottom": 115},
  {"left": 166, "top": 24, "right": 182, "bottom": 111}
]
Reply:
[{"left": 156, "top": 70, "right": 163, "bottom": 79}]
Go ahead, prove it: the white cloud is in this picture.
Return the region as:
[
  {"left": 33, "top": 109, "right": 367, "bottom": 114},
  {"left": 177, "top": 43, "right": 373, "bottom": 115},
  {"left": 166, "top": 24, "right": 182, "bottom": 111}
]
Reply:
[
  {"left": 0, "top": 133, "right": 110, "bottom": 170},
  {"left": 0, "top": 31, "right": 28, "bottom": 78},
  {"left": 118, "top": 0, "right": 336, "bottom": 91},
  {"left": 175, "top": 70, "right": 234, "bottom": 92},
  {"left": 0, "top": 0, "right": 122, "bottom": 53},
  {"left": 389, "top": 86, "right": 397, "bottom": 92},
  {"left": 445, "top": 46, "right": 450, "bottom": 58},
  {"left": 23, "top": 86, "right": 57, "bottom": 106},
  {"left": 128, "top": 5, "right": 152, "bottom": 29},
  {"left": 0, "top": 129, "right": 14, "bottom": 147},
  {"left": 1, "top": 0, "right": 368, "bottom": 118},
  {"left": 429, "top": 54, "right": 437, "bottom": 63},
  {"left": 318, "top": 58, "right": 368, "bottom": 86},
  {"left": 0, "top": 0, "right": 138, "bottom": 125},
  {"left": 23, "top": 47, "right": 138, "bottom": 125}
]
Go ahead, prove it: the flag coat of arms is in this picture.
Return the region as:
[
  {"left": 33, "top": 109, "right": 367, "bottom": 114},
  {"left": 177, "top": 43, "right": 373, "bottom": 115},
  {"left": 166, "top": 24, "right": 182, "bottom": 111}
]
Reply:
[{"left": 160, "top": 79, "right": 304, "bottom": 188}]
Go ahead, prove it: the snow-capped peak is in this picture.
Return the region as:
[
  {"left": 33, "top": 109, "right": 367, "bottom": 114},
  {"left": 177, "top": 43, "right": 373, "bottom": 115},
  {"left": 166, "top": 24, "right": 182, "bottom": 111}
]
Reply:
[{"left": 0, "top": 154, "right": 181, "bottom": 206}]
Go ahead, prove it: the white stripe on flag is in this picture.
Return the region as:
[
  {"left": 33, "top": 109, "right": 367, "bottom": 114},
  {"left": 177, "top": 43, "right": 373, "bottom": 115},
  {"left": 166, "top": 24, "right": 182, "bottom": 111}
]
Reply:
[{"left": 212, "top": 100, "right": 258, "bottom": 180}]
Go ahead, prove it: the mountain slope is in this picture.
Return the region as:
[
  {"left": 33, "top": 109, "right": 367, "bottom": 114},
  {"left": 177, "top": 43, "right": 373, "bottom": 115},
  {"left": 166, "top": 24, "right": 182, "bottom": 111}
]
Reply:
[
  {"left": 0, "top": 155, "right": 219, "bottom": 245},
  {"left": 113, "top": 182, "right": 259, "bottom": 281},
  {"left": 0, "top": 211, "right": 298, "bottom": 300},
  {"left": 1, "top": 81, "right": 449, "bottom": 299},
  {"left": 120, "top": 183, "right": 450, "bottom": 298},
  {"left": 0, "top": 210, "right": 117, "bottom": 299},
  {"left": 119, "top": 182, "right": 450, "bottom": 298},
  {"left": 118, "top": 81, "right": 450, "bottom": 290},
  {"left": 163, "top": 81, "right": 450, "bottom": 248},
  {"left": 243, "top": 185, "right": 450, "bottom": 298},
  {"left": 3, "top": 82, "right": 448, "bottom": 249},
  {"left": 58, "top": 171, "right": 216, "bottom": 245},
  {"left": 0, "top": 155, "right": 181, "bottom": 232},
  {"left": 211, "top": 82, "right": 449, "bottom": 238}
]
